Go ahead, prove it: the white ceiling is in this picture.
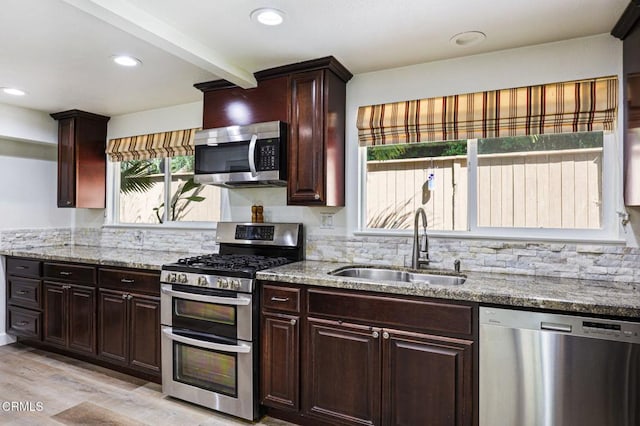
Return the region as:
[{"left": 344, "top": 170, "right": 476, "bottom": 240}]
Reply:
[{"left": 0, "top": 0, "right": 629, "bottom": 117}]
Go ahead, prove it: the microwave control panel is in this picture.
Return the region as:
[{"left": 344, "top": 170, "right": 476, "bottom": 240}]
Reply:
[{"left": 257, "top": 139, "right": 279, "bottom": 171}]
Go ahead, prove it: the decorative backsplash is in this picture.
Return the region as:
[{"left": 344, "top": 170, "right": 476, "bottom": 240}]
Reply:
[{"left": 3, "top": 227, "right": 639, "bottom": 283}]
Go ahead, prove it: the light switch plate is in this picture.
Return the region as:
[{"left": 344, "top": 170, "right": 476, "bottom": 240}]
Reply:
[{"left": 320, "top": 213, "right": 334, "bottom": 229}]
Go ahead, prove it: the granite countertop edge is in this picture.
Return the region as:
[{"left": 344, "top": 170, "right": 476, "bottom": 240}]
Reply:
[{"left": 2, "top": 247, "right": 638, "bottom": 318}]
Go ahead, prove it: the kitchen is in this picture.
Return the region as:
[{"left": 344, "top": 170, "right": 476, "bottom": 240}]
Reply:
[{"left": 0, "top": 0, "right": 639, "bottom": 425}]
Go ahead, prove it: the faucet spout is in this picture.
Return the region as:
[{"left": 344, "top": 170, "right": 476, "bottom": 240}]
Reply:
[{"left": 412, "top": 208, "right": 429, "bottom": 269}]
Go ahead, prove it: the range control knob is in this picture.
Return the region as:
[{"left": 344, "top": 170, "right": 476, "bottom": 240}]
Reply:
[
  {"left": 168, "top": 273, "right": 177, "bottom": 283},
  {"left": 178, "top": 273, "right": 188, "bottom": 284},
  {"left": 197, "top": 276, "right": 208, "bottom": 287},
  {"left": 231, "top": 279, "right": 241, "bottom": 290},
  {"left": 217, "top": 278, "right": 229, "bottom": 289}
]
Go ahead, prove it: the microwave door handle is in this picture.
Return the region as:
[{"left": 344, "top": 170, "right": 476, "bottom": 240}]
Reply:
[
  {"left": 162, "top": 328, "right": 251, "bottom": 353},
  {"left": 161, "top": 286, "right": 252, "bottom": 306},
  {"left": 248, "top": 134, "right": 258, "bottom": 177}
]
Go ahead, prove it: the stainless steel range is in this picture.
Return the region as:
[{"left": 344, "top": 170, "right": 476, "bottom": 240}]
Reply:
[{"left": 160, "top": 222, "right": 303, "bottom": 421}]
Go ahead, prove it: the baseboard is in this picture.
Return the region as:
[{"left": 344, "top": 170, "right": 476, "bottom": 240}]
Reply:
[{"left": 0, "top": 333, "right": 17, "bottom": 346}]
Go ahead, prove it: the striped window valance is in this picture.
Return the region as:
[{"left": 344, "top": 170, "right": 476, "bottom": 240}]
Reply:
[
  {"left": 106, "top": 128, "right": 197, "bottom": 161},
  {"left": 356, "top": 76, "right": 618, "bottom": 146}
]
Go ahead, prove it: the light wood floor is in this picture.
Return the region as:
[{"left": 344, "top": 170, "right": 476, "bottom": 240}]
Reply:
[{"left": 0, "top": 343, "right": 294, "bottom": 426}]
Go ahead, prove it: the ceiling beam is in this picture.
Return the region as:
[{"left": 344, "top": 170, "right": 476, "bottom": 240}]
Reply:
[{"left": 61, "top": 0, "right": 257, "bottom": 88}]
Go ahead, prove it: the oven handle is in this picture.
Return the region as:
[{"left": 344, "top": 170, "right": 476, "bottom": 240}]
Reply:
[
  {"left": 162, "top": 328, "right": 251, "bottom": 354},
  {"left": 248, "top": 134, "right": 258, "bottom": 177},
  {"left": 161, "top": 286, "right": 251, "bottom": 306}
]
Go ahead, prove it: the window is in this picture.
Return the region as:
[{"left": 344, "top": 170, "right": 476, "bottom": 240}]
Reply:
[
  {"left": 115, "top": 155, "right": 220, "bottom": 225},
  {"left": 362, "top": 131, "right": 617, "bottom": 239}
]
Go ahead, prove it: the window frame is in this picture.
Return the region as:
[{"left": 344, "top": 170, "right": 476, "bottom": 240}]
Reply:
[
  {"left": 106, "top": 157, "right": 219, "bottom": 229},
  {"left": 357, "top": 132, "right": 624, "bottom": 243}
]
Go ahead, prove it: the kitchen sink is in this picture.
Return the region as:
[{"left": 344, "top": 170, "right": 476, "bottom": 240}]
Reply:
[{"left": 329, "top": 266, "right": 466, "bottom": 286}]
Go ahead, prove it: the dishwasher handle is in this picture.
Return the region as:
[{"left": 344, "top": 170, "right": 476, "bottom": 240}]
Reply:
[{"left": 541, "top": 322, "right": 572, "bottom": 333}]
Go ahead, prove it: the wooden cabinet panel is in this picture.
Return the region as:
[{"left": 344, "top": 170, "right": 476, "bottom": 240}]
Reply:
[
  {"left": 6, "top": 258, "right": 41, "bottom": 278},
  {"left": 67, "top": 285, "right": 96, "bottom": 354},
  {"left": 50, "top": 110, "right": 110, "bottom": 208},
  {"left": 382, "top": 330, "right": 473, "bottom": 426},
  {"left": 99, "top": 268, "right": 160, "bottom": 296},
  {"left": 262, "top": 284, "right": 301, "bottom": 313},
  {"left": 7, "top": 306, "right": 41, "bottom": 339},
  {"left": 44, "top": 262, "right": 96, "bottom": 285},
  {"left": 7, "top": 277, "right": 41, "bottom": 310},
  {"left": 98, "top": 290, "right": 128, "bottom": 365},
  {"left": 129, "top": 295, "right": 161, "bottom": 374},
  {"left": 305, "top": 318, "right": 381, "bottom": 425},
  {"left": 261, "top": 313, "right": 299, "bottom": 411},
  {"left": 43, "top": 282, "right": 67, "bottom": 347},
  {"left": 308, "top": 289, "right": 473, "bottom": 337},
  {"left": 288, "top": 71, "right": 325, "bottom": 205}
]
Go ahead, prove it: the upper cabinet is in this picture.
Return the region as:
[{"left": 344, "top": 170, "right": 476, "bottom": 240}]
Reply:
[
  {"left": 195, "top": 57, "right": 352, "bottom": 206},
  {"left": 612, "top": 1, "right": 640, "bottom": 206},
  {"left": 50, "top": 110, "right": 110, "bottom": 208}
]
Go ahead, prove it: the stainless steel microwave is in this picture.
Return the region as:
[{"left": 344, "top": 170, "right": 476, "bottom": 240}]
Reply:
[{"left": 194, "top": 121, "right": 287, "bottom": 187}]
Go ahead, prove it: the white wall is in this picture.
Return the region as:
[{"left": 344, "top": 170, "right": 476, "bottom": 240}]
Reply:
[
  {"left": 0, "top": 138, "right": 73, "bottom": 229},
  {"left": 345, "top": 34, "right": 626, "bottom": 237},
  {"left": 0, "top": 104, "right": 58, "bottom": 144}
]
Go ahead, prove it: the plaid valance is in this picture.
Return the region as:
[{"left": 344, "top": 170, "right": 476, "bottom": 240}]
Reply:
[
  {"left": 106, "top": 128, "right": 197, "bottom": 161},
  {"left": 356, "top": 76, "right": 618, "bottom": 146}
]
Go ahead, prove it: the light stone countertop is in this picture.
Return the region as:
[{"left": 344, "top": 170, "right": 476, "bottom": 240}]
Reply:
[
  {"left": 0, "top": 245, "right": 195, "bottom": 271},
  {"left": 256, "top": 260, "right": 640, "bottom": 319}
]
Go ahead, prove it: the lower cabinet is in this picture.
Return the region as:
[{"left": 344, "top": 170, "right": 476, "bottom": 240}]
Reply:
[
  {"left": 98, "top": 289, "right": 161, "bottom": 376},
  {"left": 43, "top": 281, "right": 96, "bottom": 355},
  {"left": 260, "top": 282, "right": 477, "bottom": 426}
]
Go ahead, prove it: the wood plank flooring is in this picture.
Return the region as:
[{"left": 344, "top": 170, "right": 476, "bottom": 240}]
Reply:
[{"left": 0, "top": 343, "right": 294, "bottom": 425}]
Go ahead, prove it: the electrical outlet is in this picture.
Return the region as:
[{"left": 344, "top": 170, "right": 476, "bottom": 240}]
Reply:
[{"left": 320, "top": 213, "right": 334, "bottom": 229}]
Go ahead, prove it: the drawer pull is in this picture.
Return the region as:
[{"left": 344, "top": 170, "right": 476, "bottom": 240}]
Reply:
[
  {"left": 270, "top": 296, "right": 290, "bottom": 303},
  {"left": 15, "top": 320, "right": 29, "bottom": 327},
  {"left": 62, "top": 285, "right": 71, "bottom": 290},
  {"left": 16, "top": 290, "right": 28, "bottom": 295},
  {"left": 120, "top": 278, "right": 135, "bottom": 284},
  {"left": 16, "top": 266, "right": 28, "bottom": 270},
  {"left": 59, "top": 271, "right": 72, "bottom": 276}
]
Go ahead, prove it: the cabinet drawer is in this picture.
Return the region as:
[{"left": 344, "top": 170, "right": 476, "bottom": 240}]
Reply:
[
  {"left": 6, "top": 258, "right": 41, "bottom": 278},
  {"left": 7, "top": 277, "right": 41, "bottom": 309},
  {"left": 99, "top": 268, "right": 160, "bottom": 296},
  {"left": 44, "top": 262, "right": 96, "bottom": 285},
  {"left": 308, "top": 289, "right": 473, "bottom": 336},
  {"left": 7, "top": 306, "right": 41, "bottom": 339},
  {"left": 263, "top": 284, "right": 301, "bottom": 313}
]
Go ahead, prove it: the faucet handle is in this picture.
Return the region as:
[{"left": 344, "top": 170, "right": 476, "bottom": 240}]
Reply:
[{"left": 454, "top": 259, "right": 461, "bottom": 273}]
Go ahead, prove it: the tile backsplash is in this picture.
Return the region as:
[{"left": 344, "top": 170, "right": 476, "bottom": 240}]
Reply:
[{"left": 3, "top": 226, "right": 639, "bottom": 283}]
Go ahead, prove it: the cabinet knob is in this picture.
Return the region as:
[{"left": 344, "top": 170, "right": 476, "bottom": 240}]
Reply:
[
  {"left": 290, "top": 319, "right": 297, "bottom": 326},
  {"left": 372, "top": 331, "right": 379, "bottom": 338},
  {"left": 314, "top": 193, "right": 320, "bottom": 200},
  {"left": 122, "top": 294, "right": 128, "bottom": 300},
  {"left": 382, "top": 331, "right": 390, "bottom": 339},
  {"left": 127, "top": 294, "right": 133, "bottom": 300},
  {"left": 65, "top": 201, "right": 72, "bottom": 206}
]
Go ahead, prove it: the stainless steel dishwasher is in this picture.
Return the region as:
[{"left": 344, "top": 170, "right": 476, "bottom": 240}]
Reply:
[{"left": 480, "top": 307, "right": 640, "bottom": 426}]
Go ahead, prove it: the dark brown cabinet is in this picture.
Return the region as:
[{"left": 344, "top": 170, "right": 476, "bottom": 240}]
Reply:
[
  {"left": 5, "top": 256, "right": 161, "bottom": 382},
  {"left": 261, "top": 284, "right": 301, "bottom": 412},
  {"left": 50, "top": 109, "right": 110, "bottom": 208},
  {"left": 195, "top": 57, "right": 352, "bottom": 207},
  {"left": 98, "top": 267, "right": 162, "bottom": 379},
  {"left": 260, "top": 282, "right": 477, "bottom": 426},
  {"left": 43, "top": 281, "right": 97, "bottom": 355},
  {"left": 98, "top": 290, "right": 161, "bottom": 377}
]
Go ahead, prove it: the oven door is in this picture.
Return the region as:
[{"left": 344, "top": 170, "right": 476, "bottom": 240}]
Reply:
[
  {"left": 160, "top": 284, "right": 253, "bottom": 341},
  {"left": 161, "top": 326, "right": 256, "bottom": 421}
]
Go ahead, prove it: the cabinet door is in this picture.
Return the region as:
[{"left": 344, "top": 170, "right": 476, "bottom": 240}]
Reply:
[
  {"left": 67, "top": 285, "right": 96, "bottom": 354},
  {"left": 305, "top": 318, "right": 381, "bottom": 425},
  {"left": 261, "top": 313, "right": 300, "bottom": 411},
  {"left": 57, "top": 117, "right": 76, "bottom": 207},
  {"left": 98, "top": 289, "right": 128, "bottom": 365},
  {"left": 382, "top": 330, "right": 473, "bottom": 426},
  {"left": 43, "top": 282, "right": 67, "bottom": 347},
  {"left": 288, "top": 70, "right": 325, "bottom": 205},
  {"left": 129, "top": 295, "right": 161, "bottom": 375}
]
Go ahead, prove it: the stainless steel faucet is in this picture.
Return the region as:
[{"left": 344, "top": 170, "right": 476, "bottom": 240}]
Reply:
[{"left": 412, "top": 207, "right": 429, "bottom": 269}]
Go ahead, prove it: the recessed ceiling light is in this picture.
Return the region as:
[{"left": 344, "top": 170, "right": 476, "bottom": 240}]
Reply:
[
  {"left": 450, "top": 31, "right": 486, "bottom": 47},
  {"left": 1, "top": 87, "right": 26, "bottom": 96},
  {"left": 250, "top": 8, "right": 285, "bottom": 26},
  {"left": 112, "top": 55, "right": 142, "bottom": 67}
]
